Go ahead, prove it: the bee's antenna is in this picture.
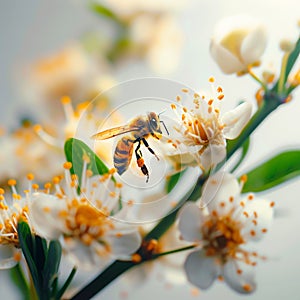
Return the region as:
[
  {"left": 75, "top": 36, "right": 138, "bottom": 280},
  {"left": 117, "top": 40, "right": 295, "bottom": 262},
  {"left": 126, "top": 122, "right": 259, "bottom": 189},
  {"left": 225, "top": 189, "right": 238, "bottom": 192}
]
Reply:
[
  {"left": 158, "top": 110, "right": 167, "bottom": 117},
  {"left": 160, "top": 120, "right": 169, "bottom": 135}
]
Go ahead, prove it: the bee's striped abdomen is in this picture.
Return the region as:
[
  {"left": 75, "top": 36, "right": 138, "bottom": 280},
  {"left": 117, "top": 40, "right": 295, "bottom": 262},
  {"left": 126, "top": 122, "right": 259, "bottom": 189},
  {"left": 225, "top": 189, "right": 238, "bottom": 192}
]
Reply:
[{"left": 113, "top": 136, "right": 134, "bottom": 175}]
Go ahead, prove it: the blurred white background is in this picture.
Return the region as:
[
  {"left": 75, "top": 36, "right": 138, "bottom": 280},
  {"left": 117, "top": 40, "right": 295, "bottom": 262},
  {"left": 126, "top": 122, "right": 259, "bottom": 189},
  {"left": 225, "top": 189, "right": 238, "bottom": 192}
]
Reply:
[{"left": 1, "top": 0, "right": 300, "bottom": 299}]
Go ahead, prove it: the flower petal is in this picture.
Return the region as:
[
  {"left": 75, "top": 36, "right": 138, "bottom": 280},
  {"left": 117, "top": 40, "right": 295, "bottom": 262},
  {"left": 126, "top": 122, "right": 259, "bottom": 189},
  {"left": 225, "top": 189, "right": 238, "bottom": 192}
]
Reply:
[
  {"left": 184, "top": 250, "right": 219, "bottom": 289},
  {"left": 201, "top": 172, "right": 240, "bottom": 211},
  {"left": 29, "top": 193, "right": 67, "bottom": 239},
  {"left": 200, "top": 143, "right": 226, "bottom": 170},
  {"left": 223, "top": 259, "right": 256, "bottom": 293},
  {"left": 0, "top": 245, "right": 18, "bottom": 269},
  {"left": 241, "top": 25, "right": 267, "bottom": 65},
  {"left": 106, "top": 228, "right": 141, "bottom": 257},
  {"left": 210, "top": 41, "right": 245, "bottom": 74},
  {"left": 222, "top": 102, "right": 252, "bottom": 140},
  {"left": 177, "top": 203, "right": 204, "bottom": 242},
  {"left": 241, "top": 198, "right": 274, "bottom": 241}
]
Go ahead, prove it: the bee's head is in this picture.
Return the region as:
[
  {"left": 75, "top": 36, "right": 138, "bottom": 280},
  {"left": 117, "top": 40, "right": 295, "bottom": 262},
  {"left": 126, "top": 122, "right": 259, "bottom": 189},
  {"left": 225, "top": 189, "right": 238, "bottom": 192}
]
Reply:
[{"left": 148, "top": 112, "right": 162, "bottom": 136}]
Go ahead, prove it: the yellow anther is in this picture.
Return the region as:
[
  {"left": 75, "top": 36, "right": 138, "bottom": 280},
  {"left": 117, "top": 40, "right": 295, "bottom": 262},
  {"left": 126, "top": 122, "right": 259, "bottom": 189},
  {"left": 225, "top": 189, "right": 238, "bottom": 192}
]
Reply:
[
  {"left": 32, "top": 183, "right": 39, "bottom": 190},
  {"left": 131, "top": 253, "right": 142, "bottom": 263},
  {"left": 181, "top": 88, "right": 189, "bottom": 93},
  {"left": 208, "top": 76, "right": 215, "bottom": 83},
  {"left": 0, "top": 188, "right": 4, "bottom": 194},
  {"left": 33, "top": 124, "right": 42, "bottom": 133},
  {"left": 61, "top": 95, "right": 71, "bottom": 104},
  {"left": 63, "top": 162, "right": 72, "bottom": 169},
  {"left": 8, "top": 179, "right": 16, "bottom": 186},
  {"left": 27, "top": 173, "right": 34, "bottom": 180}
]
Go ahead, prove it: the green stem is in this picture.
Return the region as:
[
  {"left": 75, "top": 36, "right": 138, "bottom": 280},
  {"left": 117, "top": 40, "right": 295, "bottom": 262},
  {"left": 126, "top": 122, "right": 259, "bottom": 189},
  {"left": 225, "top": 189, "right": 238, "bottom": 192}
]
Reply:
[
  {"left": 226, "top": 91, "right": 282, "bottom": 159},
  {"left": 277, "top": 53, "right": 289, "bottom": 94},
  {"left": 248, "top": 68, "right": 268, "bottom": 91},
  {"left": 152, "top": 245, "right": 197, "bottom": 258}
]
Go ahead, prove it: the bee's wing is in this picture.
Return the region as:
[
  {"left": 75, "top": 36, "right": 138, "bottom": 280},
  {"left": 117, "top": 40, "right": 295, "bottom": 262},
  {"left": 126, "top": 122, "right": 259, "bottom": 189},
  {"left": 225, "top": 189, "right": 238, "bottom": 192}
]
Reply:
[{"left": 91, "top": 125, "right": 140, "bottom": 140}]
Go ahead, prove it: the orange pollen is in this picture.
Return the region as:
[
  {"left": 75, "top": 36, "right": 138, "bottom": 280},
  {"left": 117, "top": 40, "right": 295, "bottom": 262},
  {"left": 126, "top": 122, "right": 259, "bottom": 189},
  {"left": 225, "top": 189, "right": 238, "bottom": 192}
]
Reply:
[
  {"left": 86, "top": 169, "right": 93, "bottom": 177},
  {"left": 182, "top": 88, "right": 189, "bottom": 93},
  {"left": 248, "top": 194, "right": 254, "bottom": 200},
  {"left": 194, "top": 93, "right": 200, "bottom": 98},
  {"left": 252, "top": 262, "right": 257, "bottom": 266},
  {"left": 252, "top": 220, "right": 257, "bottom": 226},
  {"left": 270, "top": 201, "right": 275, "bottom": 207},
  {"left": 27, "top": 173, "right": 34, "bottom": 180},
  {"left": 217, "top": 94, "right": 224, "bottom": 101},
  {"left": 240, "top": 201, "right": 245, "bottom": 207},
  {"left": 250, "top": 230, "right": 256, "bottom": 237},
  {"left": 33, "top": 124, "right": 42, "bottom": 132},
  {"left": 8, "top": 179, "right": 16, "bottom": 186},
  {"left": 58, "top": 210, "right": 69, "bottom": 218},
  {"left": 240, "top": 174, "right": 248, "bottom": 182},
  {"left": 115, "top": 232, "right": 123, "bottom": 238},
  {"left": 61, "top": 95, "right": 71, "bottom": 104},
  {"left": 181, "top": 114, "right": 186, "bottom": 121},
  {"left": 0, "top": 188, "right": 4, "bottom": 194},
  {"left": 217, "top": 275, "right": 224, "bottom": 281},
  {"left": 53, "top": 176, "right": 61, "bottom": 184},
  {"left": 220, "top": 202, "right": 226, "bottom": 208},
  {"left": 215, "top": 108, "right": 220, "bottom": 114},
  {"left": 243, "top": 284, "right": 252, "bottom": 292},
  {"left": 237, "top": 269, "right": 243, "bottom": 275},
  {"left": 43, "top": 207, "right": 51, "bottom": 213},
  {"left": 127, "top": 200, "right": 134, "bottom": 206},
  {"left": 253, "top": 211, "right": 258, "bottom": 218},
  {"left": 63, "top": 162, "right": 72, "bottom": 169},
  {"left": 171, "top": 104, "right": 177, "bottom": 110},
  {"left": 176, "top": 95, "right": 181, "bottom": 101},
  {"left": 14, "top": 252, "right": 22, "bottom": 262},
  {"left": 32, "top": 183, "right": 39, "bottom": 190},
  {"left": 208, "top": 99, "right": 214, "bottom": 105},
  {"left": 229, "top": 196, "right": 234, "bottom": 203},
  {"left": 212, "top": 210, "right": 218, "bottom": 217},
  {"left": 284, "top": 95, "right": 292, "bottom": 103},
  {"left": 44, "top": 183, "right": 52, "bottom": 189},
  {"left": 217, "top": 86, "right": 223, "bottom": 93},
  {"left": 115, "top": 182, "right": 123, "bottom": 188},
  {"left": 132, "top": 253, "right": 142, "bottom": 263},
  {"left": 208, "top": 76, "right": 215, "bottom": 83},
  {"left": 183, "top": 107, "right": 188, "bottom": 113},
  {"left": 109, "top": 191, "right": 116, "bottom": 198},
  {"left": 109, "top": 168, "right": 117, "bottom": 175},
  {"left": 243, "top": 211, "right": 249, "bottom": 218},
  {"left": 208, "top": 107, "right": 212, "bottom": 114},
  {"left": 262, "top": 228, "right": 267, "bottom": 233}
]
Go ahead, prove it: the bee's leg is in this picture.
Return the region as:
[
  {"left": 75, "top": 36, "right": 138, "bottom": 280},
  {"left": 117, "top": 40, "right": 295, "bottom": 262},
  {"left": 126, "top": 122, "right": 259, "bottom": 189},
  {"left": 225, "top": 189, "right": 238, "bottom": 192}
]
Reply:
[
  {"left": 134, "top": 139, "right": 149, "bottom": 182},
  {"left": 142, "top": 138, "right": 159, "bottom": 161}
]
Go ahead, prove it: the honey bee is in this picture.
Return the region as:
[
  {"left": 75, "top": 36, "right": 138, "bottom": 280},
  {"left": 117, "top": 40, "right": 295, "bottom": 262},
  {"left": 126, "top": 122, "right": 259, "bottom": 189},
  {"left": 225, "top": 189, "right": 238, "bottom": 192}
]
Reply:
[{"left": 92, "top": 112, "right": 168, "bottom": 182}]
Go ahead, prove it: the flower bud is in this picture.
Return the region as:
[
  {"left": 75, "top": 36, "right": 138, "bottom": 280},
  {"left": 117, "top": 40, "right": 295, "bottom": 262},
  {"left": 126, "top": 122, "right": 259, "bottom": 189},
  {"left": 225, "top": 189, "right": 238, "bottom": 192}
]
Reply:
[{"left": 210, "top": 15, "right": 267, "bottom": 74}]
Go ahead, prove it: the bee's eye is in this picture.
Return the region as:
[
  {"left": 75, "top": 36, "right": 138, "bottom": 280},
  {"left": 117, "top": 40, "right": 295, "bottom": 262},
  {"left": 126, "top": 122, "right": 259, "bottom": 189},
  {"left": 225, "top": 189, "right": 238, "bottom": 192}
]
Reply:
[{"left": 151, "top": 118, "right": 157, "bottom": 126}]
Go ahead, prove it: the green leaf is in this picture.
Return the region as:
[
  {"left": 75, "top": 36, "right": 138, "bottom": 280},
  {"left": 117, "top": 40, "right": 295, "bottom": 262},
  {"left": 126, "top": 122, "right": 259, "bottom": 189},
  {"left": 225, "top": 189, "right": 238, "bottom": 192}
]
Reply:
[
  {"left": 10, "top": 264, "right": 31, "bottom": 300},
  {"left": 43, "top": 241, "right": 62, "bottom": 296},
  {"left": 17, "top": 222, "right": 41, "bottom": 299},
  {"left": 89, "top": 1, "right": 122, "bottom": 24},
  {"left": 165, "top": 169, "right": 186, "bottom": 193},
  {"left": 56, "top": 267, "right": 77, "bottom": 300},
  {"left": 64, "top": 138, "right": 112, "bottom": 188},
  {"left": 241, "top": 150, "right": 300, "bottom": 192},
  {"left": 230, "top": 138, "right": 250, "bottom": 173}
]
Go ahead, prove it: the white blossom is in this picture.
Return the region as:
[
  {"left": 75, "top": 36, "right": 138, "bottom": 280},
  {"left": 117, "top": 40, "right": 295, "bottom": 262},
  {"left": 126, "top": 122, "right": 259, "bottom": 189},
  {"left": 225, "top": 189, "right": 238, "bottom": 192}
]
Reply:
[
  {"left": 29, "top": 160, "right": 141, "bottom": 270},
  {"left": 178, "top": 172, "right": 274, "bottom": 293},
  {"left": 164, "top": 82, "right": 252, "bottom": 171},
  {"left": 210, "top": 15, "right": 267, "bottom": 74}
]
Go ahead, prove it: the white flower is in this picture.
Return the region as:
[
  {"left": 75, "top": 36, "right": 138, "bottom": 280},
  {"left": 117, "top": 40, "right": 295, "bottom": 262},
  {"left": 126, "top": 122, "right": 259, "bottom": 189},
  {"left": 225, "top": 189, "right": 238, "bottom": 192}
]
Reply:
[
  {"left": 210, "top": 15, "right": 267, "bottom": 74},
  {"left": 165, "top": 82, "right": 252, "bottom": 170},
  {"left": 178, "top": 172, "right": 274, "bottom": 293},
  {"left": 0, "top": 177, "right": 36, "bottom": 269},
  {"left": 29, "top": 160, "right": 141, "bottom": 270},
  {"left": 0, "top": 125, "right": 62, "bottom": 186},
  {"left": 129, "top": 14, "right": 183, "bottom": 74}
]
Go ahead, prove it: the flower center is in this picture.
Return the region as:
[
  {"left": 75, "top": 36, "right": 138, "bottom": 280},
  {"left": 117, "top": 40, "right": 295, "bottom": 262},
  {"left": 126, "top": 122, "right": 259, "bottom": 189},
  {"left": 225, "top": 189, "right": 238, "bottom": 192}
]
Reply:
[{"left": 202, "top": 216, "right": 244, "bottom": 260}]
